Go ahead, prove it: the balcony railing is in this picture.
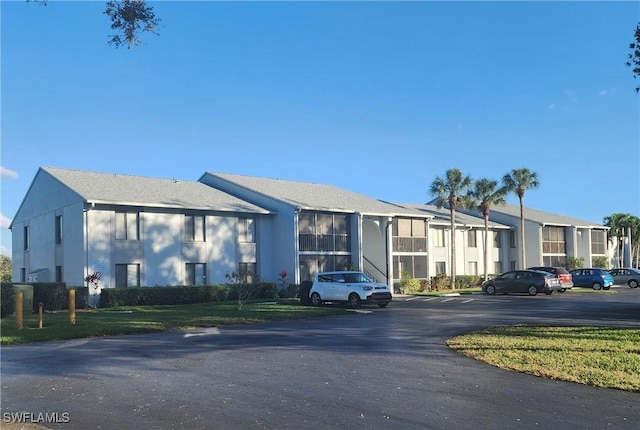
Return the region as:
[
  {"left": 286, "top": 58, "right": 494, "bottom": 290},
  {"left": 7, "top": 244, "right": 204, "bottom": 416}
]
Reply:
[{"left": 299, "top": 233, "right": 350, "bottom": 252}]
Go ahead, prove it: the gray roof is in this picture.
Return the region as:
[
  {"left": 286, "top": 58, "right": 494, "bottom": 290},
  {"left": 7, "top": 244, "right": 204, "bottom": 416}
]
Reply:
[
  {"left": 391, "top": 203, "right": 511, "bottom": 229},
  {"left": 204, "top": 172, "right": 434, "bottom": 218},
  {"left": 490, "top": 202, "right": 606, "bottom": 228},
  {"left": 42, "top": 167, "right": 270, "bottom": 214}
]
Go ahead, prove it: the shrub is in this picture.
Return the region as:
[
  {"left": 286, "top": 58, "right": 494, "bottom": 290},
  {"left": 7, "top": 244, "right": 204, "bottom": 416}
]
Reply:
[
  {"left": 592, "top": 256, "right": 608, "bottom": 269},
  {"left": 278, "top": 283, "right": 300, "bottom": 298},
  {"left": 399, "top": 270, "right": 422, "bottom": 293},
  {"left": 1, "top": 282, "right": 15, "bottom": 318},
  {"left": 32, "top": 283, "right": 88, "bottom": 312},
  {"left": 99, "top": 284, "right": 230, "bottom": 308},
  {"left": 431, "top": 273, "right": 449, "bottom": 291},
  {"left": 566, "top": 257, "right": 584, "bottom": 270}
]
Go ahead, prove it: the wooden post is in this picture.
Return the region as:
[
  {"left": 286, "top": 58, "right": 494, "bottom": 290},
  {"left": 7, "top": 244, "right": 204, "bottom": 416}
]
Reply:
[
  {"left": 68, "top": 289, "right": 76, "bottom": 325},
  {"left": 39, "top": 302, "right": 44, "bottom": 329},
  {"left": 15, "top": 291, "right": 23, "bottom": 330}
]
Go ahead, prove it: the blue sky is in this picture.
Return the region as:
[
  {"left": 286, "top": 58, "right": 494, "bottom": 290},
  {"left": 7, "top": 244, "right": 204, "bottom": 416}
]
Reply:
[{"left": 1, "top": 1, "right": 639, "bottom": 256}]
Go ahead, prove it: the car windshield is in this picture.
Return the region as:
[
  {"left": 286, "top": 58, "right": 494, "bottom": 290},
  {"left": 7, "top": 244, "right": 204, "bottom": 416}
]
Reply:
[{"left": 343, "top": 272, "right": 372, "bottom": 283}]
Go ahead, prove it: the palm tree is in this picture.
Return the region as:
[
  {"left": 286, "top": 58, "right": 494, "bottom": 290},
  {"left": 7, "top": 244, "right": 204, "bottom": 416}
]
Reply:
[
  {"left": 603, "top": 213, "right": 638, "bottom": 267},
  {"left": 502, "top": 168, "right": 539, "bottom": 269},
  {"left": 429, "top": 168, "right": 473, "bottom": 289},
  {"left": 466, "top": 179, "right": 508, "bottom": 282}
]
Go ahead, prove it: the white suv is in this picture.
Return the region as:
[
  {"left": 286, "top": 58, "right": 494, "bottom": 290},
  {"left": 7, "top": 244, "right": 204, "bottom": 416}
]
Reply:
[{"left": 308, "top": 271, "right": 392, "bottom": 309}]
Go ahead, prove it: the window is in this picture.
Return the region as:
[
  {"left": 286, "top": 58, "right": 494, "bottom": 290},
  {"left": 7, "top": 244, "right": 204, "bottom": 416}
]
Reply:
[
  {"left": 435, "top": 261, "right": 446, "bottom": 274},
  {"left": 392, "top": 218, "right": 427, "bottom": 252},
  {"left": 55, "top": 215, "right": 63, "bottom": 245},
  {"left": 115, "top": 264, "right": 140, "bottom": 288},
  {"left": 467, "top": 230, "right": 477, "bottom": 248},
  {"left": 56, "top": 266, "right": 63, "bottom": 283},
  {"left": 468, "top": 261, "right": 478, "bottom": 275},
  {"left": 298, "top": 212, "right": 350, "bottom": 252},
  {"left": 591, "top": 230, "right": 606, "bottom": 255},
  {"left": 186, "top": 263, "right": 207, "bottom": 285},
  {"left": 115, "top": 212, "right": 139, "bottom": 240},
  {"left": 542, "top": 226, "right": 565, "bottom": 254},
  {"left": 510, "top": 230, "right": 516, "bottom": 248},
  {"left": 433, "top": 228, "right": 445, "bottom": 248},
  {"left": 21, "top": 268, "right": 26, "bottom": 282},
  {"left": 238, "top": 218, "right": 256, "bottom": 243},
  {"left": 543, "top": 256, "right": 566, "bottom": 267},
  {"left": 393, "top": 255, "right": 428, "bottom": 279},
  {"left": 23, "top": 226, "right": 29, "bottom": 251},
  {"left": 510, "top": 261, "right": 517, "bottom": 271},
  {"left": 298, "top": 255, "right": 351, "bottom": 282},
  {"left": 493, "top": 231, "right": 501, "bottom": 248},
  {"left": 238, "top": 262, "right": 256, "bottom": 283},
  {"left": 494, "top": 261, "right": 502, "bottom": 274},
  {"left": 185, "top": 215, "right": 205, "bottom": 241}
]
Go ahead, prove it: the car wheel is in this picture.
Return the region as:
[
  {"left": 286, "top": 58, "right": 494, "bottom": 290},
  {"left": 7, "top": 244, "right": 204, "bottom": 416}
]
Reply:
[
  {"left": 603, "top": 286, "right": 611, "bottom": 290},
  {"left": 310, "top": 292, "right": 322, "bottom": 306},
  {"left": 559, "top": 288, "right": 566, "bottom": 293},
  {"left": 592, "top": 282, "right": 602, "bottom": 290},
  {"left": 629, "top": 280, "right": 639, "bottom": 288},
  {"left": 528, "top": 285, "right": 538, "bottom": 296},
  {"left": 348, "top": 293, "right": 361, "bottom": 309},
  {"left": 485, "top": 285, "right": 496, "bottom": 295},
  {"left": 544, "top": 291, "right": 553, "bottom": 295},
  {"left": 378, "top": 303, "right": 388, "bottom": 308}
]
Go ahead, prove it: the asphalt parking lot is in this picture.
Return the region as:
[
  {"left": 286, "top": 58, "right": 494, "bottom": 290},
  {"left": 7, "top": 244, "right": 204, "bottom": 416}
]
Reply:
[{"left": 2, "top": 288, "right": 639, "bottom": 430}]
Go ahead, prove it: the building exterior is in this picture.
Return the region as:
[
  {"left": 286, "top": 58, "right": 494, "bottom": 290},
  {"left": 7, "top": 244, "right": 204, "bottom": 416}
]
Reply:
[
  {"left": 10, "top": 167, "right": 271, "bottom": 295},
  {"left": 10, "top": 167, "right": 608, "bottom": 300},
  {"left": 458, "top": 203, "right": 609, "bottom": 269}
]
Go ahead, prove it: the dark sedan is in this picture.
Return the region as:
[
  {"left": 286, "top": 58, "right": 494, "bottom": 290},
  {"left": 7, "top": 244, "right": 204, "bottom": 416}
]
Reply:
[{"left": 482, "top": 270, "right": 562, "bottom": 296}]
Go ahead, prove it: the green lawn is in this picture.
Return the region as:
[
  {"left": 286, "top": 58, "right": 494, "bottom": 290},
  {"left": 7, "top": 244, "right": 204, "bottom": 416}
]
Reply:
[
  {"left": 447, "top": 325, "right": 640, "bottom": 392},
  {"left": 0, "top": 299, "right": 346, "bottom": 345}
]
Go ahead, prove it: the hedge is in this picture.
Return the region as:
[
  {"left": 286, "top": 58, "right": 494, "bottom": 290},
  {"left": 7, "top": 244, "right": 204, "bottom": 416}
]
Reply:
[
  {"left": 0, "top": 282, "right": 89, "bottom": 316},
  {"left": 99, "top": 282, "right": 279, "bottom": 308},
  {"left": 1, "top": 282, "right": 15, "bottom": 317},
  {"left": 32, "top": 283, "right": 89, "bottom": 312}
]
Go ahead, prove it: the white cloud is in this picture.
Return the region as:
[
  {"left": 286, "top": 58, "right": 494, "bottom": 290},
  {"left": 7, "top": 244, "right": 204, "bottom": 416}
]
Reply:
[
  {"left": 0, "top": 166, "right": 18, "bottom": 179},
  {"left": 599, "top": 88, "right": 616, "bottom": 96},
  {"left": 0, "top": 214, "right": 11, "bottom": 229},
  {"left": 547, "top": 103, "right": 556, "bottom": 110},
  {"left": 0, "top": 244, "right": 10, "bottom": 257}
]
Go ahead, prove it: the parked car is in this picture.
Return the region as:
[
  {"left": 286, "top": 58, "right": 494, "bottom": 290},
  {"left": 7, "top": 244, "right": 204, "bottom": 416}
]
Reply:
[
  {"left": 607, "top": 268, "right": 640, "bottom": 288},
  {"left": 482, "top": 270, "right": 562, "bottom": 296},
  {"left": 308, "top": 271, "right": 392, "bottom": 308},
  {"left": 569, "top": 268, "right": 614, "bottom": 290},
  {"left": 527, "top": 266, "right": 573, "bottom": 292}
]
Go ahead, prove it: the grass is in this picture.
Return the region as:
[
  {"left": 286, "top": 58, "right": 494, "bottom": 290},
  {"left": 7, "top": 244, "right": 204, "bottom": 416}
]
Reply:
[
  {"left": 447, "top": 325, "right": 640, "bottom": 392},
  {"left": 0, "top": 299, "right": 346, "bottom": 345}
]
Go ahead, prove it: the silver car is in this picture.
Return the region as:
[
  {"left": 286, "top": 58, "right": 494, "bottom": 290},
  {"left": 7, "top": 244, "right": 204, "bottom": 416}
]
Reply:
[{"left": 608, "top": 268, "right": 640, "bottom": 288}]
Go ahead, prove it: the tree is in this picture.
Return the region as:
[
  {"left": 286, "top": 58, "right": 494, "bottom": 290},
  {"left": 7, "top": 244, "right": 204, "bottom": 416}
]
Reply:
[
  {"left": 28, "top": 0, "right": 160, "bottom": 49},
  {"left": 465, "top": 179, "right": 508, "bottom": 282},
  {"left": 603, "top": 213, "right": 640, "bottom": 268},
  {"left": 429, "top": 168, "right": 473, "bottom": 289},
  {"left": 502, "top": 168, "right": 539, "bottom": 269},
  {"left": 0, "top": 255, "right": 12, "bottom": 283},
  {"left": 627, "top": 22, "right": 640, "bottom": 93}
]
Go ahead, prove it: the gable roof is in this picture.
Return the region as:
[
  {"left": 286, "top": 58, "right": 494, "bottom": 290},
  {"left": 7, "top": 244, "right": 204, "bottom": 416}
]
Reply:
[
  {"left": 41, "top": 167, "right": 271, "bottom": 214},
  {"left": 203, "top": 172, "right": 434, "bottom": 218},
  {"left": 426, "top": 197, "right": 606, "bottom": 229},
  {"left": 489, "top": 203, "right": 606, "bottom": 228},
  {"left": 395, "top": 203, "right": 511, "bottom": 229}
]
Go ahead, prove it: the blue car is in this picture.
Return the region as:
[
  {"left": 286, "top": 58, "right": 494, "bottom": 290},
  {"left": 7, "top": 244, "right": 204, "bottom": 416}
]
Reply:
[{"left": 569, "top": 268, "right": 614, "bottom": 290}]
